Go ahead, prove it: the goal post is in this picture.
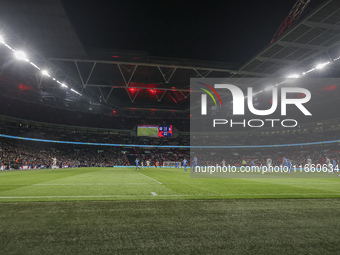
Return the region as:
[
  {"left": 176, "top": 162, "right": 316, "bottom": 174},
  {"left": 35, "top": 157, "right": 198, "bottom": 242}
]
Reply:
[{"left": 163, "top": 161, "right": 181, "bottom": 168}]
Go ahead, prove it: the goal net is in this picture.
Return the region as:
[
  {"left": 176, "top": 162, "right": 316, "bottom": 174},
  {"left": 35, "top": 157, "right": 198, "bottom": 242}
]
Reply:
[{"left": 163, "top": 161, "right": 182, "bottom": 167}]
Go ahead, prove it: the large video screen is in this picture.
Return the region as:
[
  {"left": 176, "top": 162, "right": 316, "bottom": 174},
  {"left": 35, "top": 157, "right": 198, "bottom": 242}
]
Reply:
[
  {"left": 137, "top": 125, "right": 173, "bottom": 137},
  {"left": 137, "top": 125, "right": 159, "bottom": 137}
]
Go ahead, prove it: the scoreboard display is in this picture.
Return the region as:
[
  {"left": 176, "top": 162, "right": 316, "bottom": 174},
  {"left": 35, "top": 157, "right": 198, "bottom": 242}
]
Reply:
[
  {"left": 137, "top": 125, "right": 173, "bottom": 137},
  {"left": 158, "top": 125, "right": 172, "bottom": 137}
]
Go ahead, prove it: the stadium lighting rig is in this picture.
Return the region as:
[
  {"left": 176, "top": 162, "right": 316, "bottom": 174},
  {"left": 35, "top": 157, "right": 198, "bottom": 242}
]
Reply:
[
  {"left": 0, "top": 33, "right": 82, "bottom": 96},
  {"left": 41, "top": 69, "right": 50, "bottom": 77},
  {"left": 1, "top": 31, "right": 339, "bottom": 100},
  {"left": 14, "top": 50, "right": 29, "bottom": 62},
  {"left": 286, "top": 74, "right": 301, "bottom": 78},
  {"left": 263, "top": 58, "right": 340, "bottom": 94},
  {"left": 71, "top": 88, "right": 81, "bottom": 95},
  {"left": 288, "top": 60, "right": 334, "bottom": 78},
  {"left": 29, "top": 62, "right": 40, "bottom": 70},
  {"left": 315, "top": 61, "right": 330, "bottom": 70}
]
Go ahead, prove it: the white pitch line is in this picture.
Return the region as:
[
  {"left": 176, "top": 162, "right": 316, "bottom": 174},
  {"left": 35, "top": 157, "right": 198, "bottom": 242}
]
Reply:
[
  {"left": 151, "top": 192, "right": 158, "bottom": 196},
  {"left": 138, "top": 173, "right": 162, "bottom": 184},
  {"left": 0, "top": 183, "right": 159, "bottom": 186},
  {"left": 36, "top": 183, "right": 155, "bottom": 186}
]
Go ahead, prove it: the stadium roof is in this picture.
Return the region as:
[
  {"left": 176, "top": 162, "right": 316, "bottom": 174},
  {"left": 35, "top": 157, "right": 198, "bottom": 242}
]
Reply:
[
  {"left": 233, "top": 0, "right": 340, "bottom": 78},
  {"left": 0, "top": 0, "right": 339, "bottom": 120},
  {"left": 0, "top": 0, "right": 88, "bottom": 59}
]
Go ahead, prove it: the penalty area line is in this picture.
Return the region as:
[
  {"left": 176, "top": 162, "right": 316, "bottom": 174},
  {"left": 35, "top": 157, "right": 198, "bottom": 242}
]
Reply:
[{"left": 138, "top": 173, "right": 163, "bottom": 184}]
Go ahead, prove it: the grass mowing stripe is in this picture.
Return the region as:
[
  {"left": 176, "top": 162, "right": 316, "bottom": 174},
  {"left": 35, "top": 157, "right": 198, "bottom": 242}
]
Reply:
[
  {"left": 1, "top": 193, "right": 340, "bottom": 199},
  {"left": 1, "top": 182, "right": 339, "bottom": 186}
]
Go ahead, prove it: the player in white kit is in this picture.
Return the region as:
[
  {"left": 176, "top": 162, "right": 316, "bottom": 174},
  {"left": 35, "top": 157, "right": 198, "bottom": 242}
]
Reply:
[
  {"left": 51, "top": 157, "right": 58, "bottom": 170},
  {"left": 306, "top": 156, "right": 312, "bottom": 173},
  {"left": 325, "top": 157, "right": 331, "bottom": 173},
  {"left": 266, "top": 157, "right": 272, "bottom": 173},
  {"left": 146, "top": 160, "right": 150, "bottom": 168},
  {"left": 221, "top": 159, "right": 226, "bottom": 167}
]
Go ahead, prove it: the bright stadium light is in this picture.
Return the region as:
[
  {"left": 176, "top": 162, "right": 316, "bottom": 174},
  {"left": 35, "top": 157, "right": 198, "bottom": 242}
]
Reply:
[
  {"left": 315, "top": 61, "right": 330, "bottom": 70},
  {"left": 71, "top": 88, "right": 82, "bottom": 96},
  {"left": 14, "top": 50, "right": 29, "bottom": 62},
  {"left": 41, "top": 70, "right": 50, "bottom": 77},
  {"left": 305, "top": 68, "right": 315, "bottom": 74},
  {"left": 30, "top": 62, "right": 40, "bottom": 70},
  {"left": 0, "top": 32, "right": 87, "bottom": 96},
  {"left": 287, "top": 74, "right": 300, "bottom": 78}
]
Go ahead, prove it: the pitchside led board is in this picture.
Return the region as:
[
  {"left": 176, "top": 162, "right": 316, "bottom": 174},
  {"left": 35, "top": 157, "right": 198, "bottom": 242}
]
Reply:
[
  {"left": 137, "top": 125, "right": 173, "bottom": 137},
  {"left": 190, "top": 78, "right": 340, "bottom": 179}
]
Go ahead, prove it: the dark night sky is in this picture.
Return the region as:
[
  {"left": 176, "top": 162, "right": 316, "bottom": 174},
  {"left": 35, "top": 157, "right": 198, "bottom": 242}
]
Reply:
[{"left": 62, "top": 0, "right": 316, "bottom": 65}]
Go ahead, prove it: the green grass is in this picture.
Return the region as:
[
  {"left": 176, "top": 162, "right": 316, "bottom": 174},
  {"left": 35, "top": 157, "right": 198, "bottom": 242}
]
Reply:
[
  {"left": 1, "top": 167, "right": 340, "bottom": 254},
  {"left": 1, "top": 199, "right": 340, "bottom": 254},
  {"left": 0, "top": 167, "right": 340, "bottom": 201}
]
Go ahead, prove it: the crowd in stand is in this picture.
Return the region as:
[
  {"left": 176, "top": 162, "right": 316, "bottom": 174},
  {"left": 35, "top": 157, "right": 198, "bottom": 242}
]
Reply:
[
  {"left": 0, "top": 137, "right": 190, "bottom": 169},
  {"left": 1, "top": 135, "right": 339, "bottom": 170},
  {"left": 1, "top": 120, "right": 340, "bottom": 170},
  {"left": 0, "top": 139, "right": 129, "bottom": 169},
  {"left": 4, "top": 122, "right": 340, "bottom": 149},
  {"left": 0, "top": 124, "right": 190, "bottom": 147},
  {"left": 194, "top": 144, "right": 340, "bottom": 167}
]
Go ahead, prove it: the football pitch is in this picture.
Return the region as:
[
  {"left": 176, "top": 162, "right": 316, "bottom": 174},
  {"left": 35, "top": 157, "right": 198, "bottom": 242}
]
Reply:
[
  {"left": 1, "top": 167, "right": 340, "bottom": 201},
  {"left": 1, "top": 167, "right": 340, "bottom": 254}
]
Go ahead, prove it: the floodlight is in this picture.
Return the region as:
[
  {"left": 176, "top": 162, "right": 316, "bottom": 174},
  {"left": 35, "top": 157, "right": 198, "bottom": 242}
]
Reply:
[
  {"left": 29, "top": 62, "right": 40, "bottom": 70},
  {"left": 14, "top": 50, "right": 29, "bottom": 62},
  {"left": 71, "top": 89, "right": 82, "bottom": 96},
  {"left": 0, "top": 35, "right": 4, "bottom": 44},
  {"left": 41, "top": 70, "right": 49, "bottom": 76},
  {"left": 315, "top": 62, "right": 330, "bottom": 70},
  {"left": 61, "top": 83, "right": 68, "bottom": 88},
  {"left": 287, "top": 74, "right": 300, "bottom": 78}
]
